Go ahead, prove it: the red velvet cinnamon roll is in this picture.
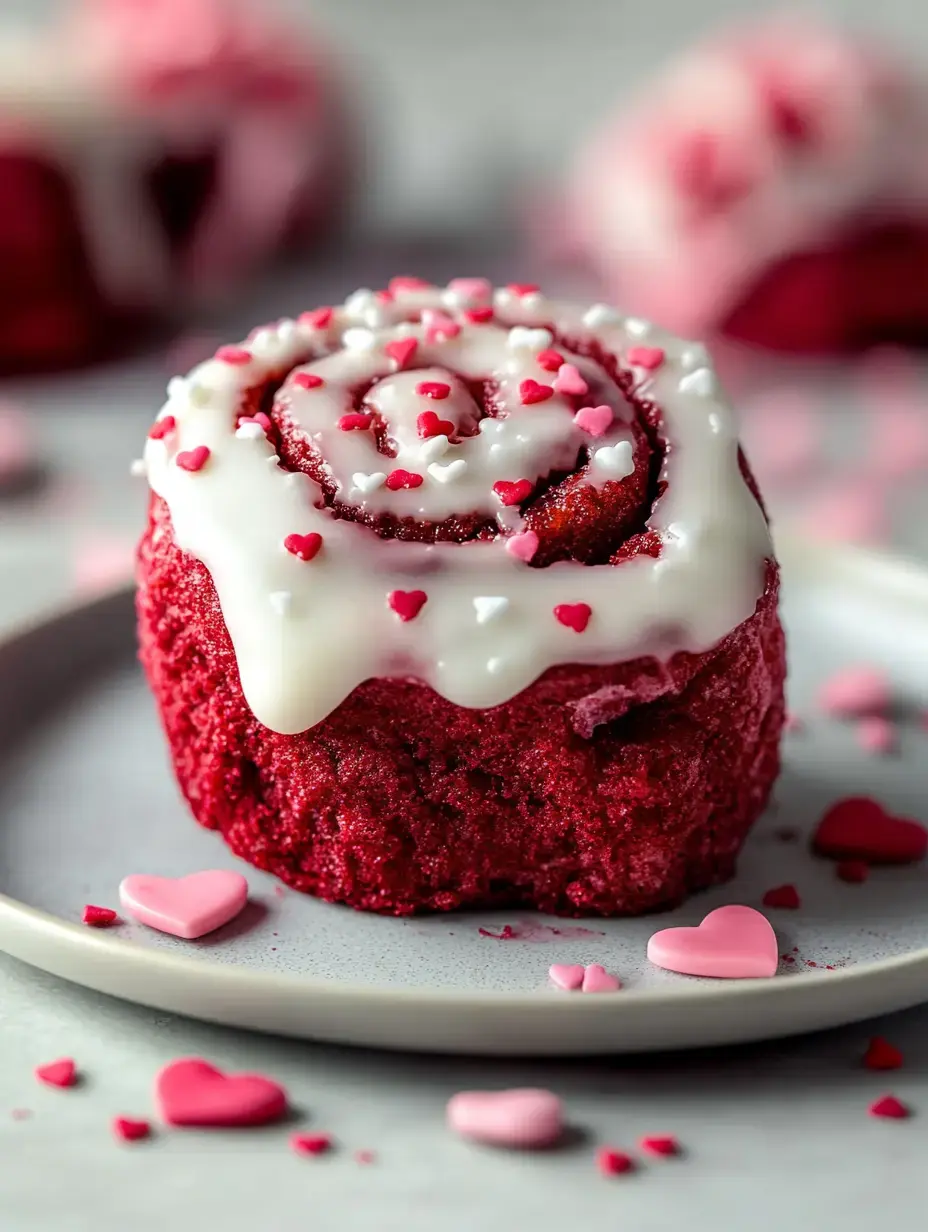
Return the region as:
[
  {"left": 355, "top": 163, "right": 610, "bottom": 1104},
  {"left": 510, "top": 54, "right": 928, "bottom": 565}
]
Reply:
[{"left": 137, "top": 279, "right": 785, "bottom": 916}]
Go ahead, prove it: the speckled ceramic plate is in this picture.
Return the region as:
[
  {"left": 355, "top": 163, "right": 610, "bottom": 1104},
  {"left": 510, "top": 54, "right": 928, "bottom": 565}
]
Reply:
[{"left": 0, "top": 537, "right": 926, "bottom": 1055}]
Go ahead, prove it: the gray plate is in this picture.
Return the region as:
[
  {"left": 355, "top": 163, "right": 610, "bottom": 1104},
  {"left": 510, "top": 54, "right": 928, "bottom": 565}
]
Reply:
[{"left": 0, "top": 537, "right": 927, "bottom": 1055}]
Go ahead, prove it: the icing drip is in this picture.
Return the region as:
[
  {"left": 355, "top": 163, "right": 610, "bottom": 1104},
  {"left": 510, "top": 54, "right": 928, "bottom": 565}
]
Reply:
[{"left": 144, "top": 282, "right": 773, "bottom": 735}]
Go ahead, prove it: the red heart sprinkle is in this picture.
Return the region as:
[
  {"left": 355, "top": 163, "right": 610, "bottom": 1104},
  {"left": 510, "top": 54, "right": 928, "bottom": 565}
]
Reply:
[
  {"left": 463, "top": 307, "right": 494, "bottom": 324},
  {"left": 639, "top": 1135, "right": 680, "bottom": 1157},
  {"left": 113, "top": 1117, "right": 151, "bottom": 1142},
  {"left": 597, "top": 1147, "right": 635, "bottom": 1176},
  {"left": 386, "top": 469, "right": 424, "bottom": 490},
  {"left": 156, "top": 1058, "right": 288, "bottom": 1128},
  {"left": 417, "top": 410, "right": 454, "bottom": 439},
  {"left": 291, "top": 1132, "right": 333, "bottom": 1156},
  {"left": 385, "top": 337, "right": 418, "bottom": 369},
  {"left": 82, "top": 904, "right": 118, "bottom": 927},
  {"left": 416, "top": 381, "right": 451, "bottom": 400},
  {"left": 536, "top": 349, "right": 565, "bottom": 372},
  {"left": 864, "top": 1037, "right": 904, "bottom": 1071},
  {"left": 626, "top": 346, "right": 666, "bottom": 370},
  {"left": 507, "top": 282, "right": 540, "bottom": 296},
  {"left": 148, "top": 416, "right": 176, "bottom": 440},
  {"left": 868, "top": 1095, "right": 910, "bottom": 1119},
  {"left": 519, "top": 379, "right": 554, "bottom": 405},
  {"left": 176, "top": 446, "right": 211, "bottom": 473},
  {"left": 375, "top": 289, "right": 395, "bottom": 303},
  {"left": 299, "top": 306, "right": 334, "bottom": 330},
  {"left": 813, "top": 796, "right": 927, "bottom": 864},
  {"left": 493, "top": 479, "right": 533, "bottom": 506},
  {"left": 215, "top": 345, "right": 252, "bottom": 365},
  {"left": 284, "top": 533, "right": 323, "bottom": 562},
  {"left": 836, "top": 859, "right": 870, "bottom": 883},
  {"left": 761, "top": 883, "right": 801, "bottom": 910},
  {"left": 35, "top": 1059, "right": 77, "bottom": 1089},
  {"left": 554, "top": 603, "right": 592, "bottom": 633},
  {"left": 388, "top": 589, "right": 428, "bottom": 621},
  {"left": 293, "top": 372, "right": 324, "bottom": 390},
  {"left": 338, "top": 413, "right": 374, "bottom": 431},
  {"left": 389, "top": 275, "right": 432, "bottom": 293}
]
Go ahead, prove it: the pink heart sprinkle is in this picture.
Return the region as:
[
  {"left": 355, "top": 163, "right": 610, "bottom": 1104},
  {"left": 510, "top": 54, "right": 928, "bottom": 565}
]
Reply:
[
  {"left": 119, "top": 870, "right": 248, "bottom": 939},
  {"left": 506, "top": 282, "right": 541, "bottom": 297},
  {"left": 148, "top": 415, "right": 176, "bottom": 440},
  {"left": 519, "top": 379, "right": 554, "bottom": 405},
  {"left": 548, "top": 963, "right": 585, "bottom": 991},
  {"left": 384, "top": 338, "right": 418, "bottom": 369},
  {"left": 626, "top": 346, "right": 665, "bottom": 370},
  {"left": 389, "top": 276, "right": 432, "bottom": 293},
  {"left": 422, "top": 309, "right": 460, "bottom": 342},
  {"left": 113, "top": 1117, "right": 151, "bottom": 1142},
  {"left": 581, "top": 964, "right": 621, "bottom": 993},
  {"left": 647, "top": 905, "right": 778, "bottom": 979},
  {"left": 156, "top": 1058, "right": 288, "bottom": 1128},
  {"left": 573, "top": 405, "right": 614, "bottom": 437},
  {"left": 448, "top": 277, "right": 492, "bottom": 301},
  {"left": 292, "top": 372, "right": 324, "bottom": 390},
  {"left": 505, "top": 530, "right": 540, "bottom": 563},
  {"left": 446, "top": 1088, "right": 563, "bottom": 1149},
  {"left": 176, "top": 446, "right": 210, "bottom": 473},
  {"left": 214, "top": 345, "right": 252, "bottom": 366},
  {"left": 868, "top": 1094, "right": 910, "bottom": 1120},
  {"left": 818, "top": 665, "right": 890, "bottom": 718},
  {"left": 291, "top": 1132, "right": 333, "bottom": 1156},
  {"left": 388, "top": 589, "right": 428, "bottom": 622},
  {"left": 35, "top": 1059, "right": 77, "bottom": 1089},
  {"left": 553, "top": 364, "right": 589, "bottom": 397},
  {"left": 299, "top": 306, "right": 333, "bottom": 330},
  {"left": 464, "top": 306, "right": 494, "bottom": 324},
  {"left": 856, "top": 717, "right": 896, "bottom": 755}
]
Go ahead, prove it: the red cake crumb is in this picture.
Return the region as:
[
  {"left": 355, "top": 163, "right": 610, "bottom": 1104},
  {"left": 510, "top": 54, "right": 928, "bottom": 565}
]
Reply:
[
  {"left": 868, "top": 1095, "right": 910, "bottom": 1120},
  {"left": 597, "top": 1147, "right": 635, "bottom": 1175},
  {"left": 291, "top": 1132, "right": 333, "bottom": 1156},
  {"left": 82, "top": 904, "right": 119, "bottom": 927},
  {"left": 113, "top": 1117, "right": 152, "bottom": 1142},
  {"left": 761, "top": 884, "right": 801, "bottom": 909},
  {"left": 35, "top": 1059, "right": 77, "bottom": 1089},
  {"left": 639, "top": 1135, "right": 681, "bottom": 1157}
]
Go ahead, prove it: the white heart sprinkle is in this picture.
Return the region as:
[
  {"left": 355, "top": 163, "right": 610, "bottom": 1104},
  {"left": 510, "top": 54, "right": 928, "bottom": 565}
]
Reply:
[
  {"left": 507, "top": 326, "right": 553, "bottom": 351},
  {"left": 679, "top": 368, "right": 715, "bottom": 397},
  {"left": 167, "top": 376, "right": 188, "bottom": 400},
  {"left": 130, "top": 458, "right": 147, "bottom": 477},
  {"left": 419, "top": 434, "right": 451, "bottom": 463},
  {"left": 269, "top": 591, "right": 292, "bottom": 616},
  {"left": 235, "top": 423, "right": 265, "bottom": 440},
  {"left": 428, "top": 459, "right": 467, "bottom": 484},
  {"left": 352, "top": 471, "right": 387, "bottom": 493},
  {"left": 345, "top": 288, "right": 386, "bottom": 328},
  {"left": 624, "top": 317, "right": 651, "bottom": 338},
  {"left": 473, "top": 595, "right": 510, "bottom": 624},
  {"left": 592, "top": 441, "right": 635, "bottom": 478},
  {"left": 583, "top": 303, "right": 621, "bottom": 329},
  {"left": 343, "top": 327, "right": 377, "bottom": 351}
]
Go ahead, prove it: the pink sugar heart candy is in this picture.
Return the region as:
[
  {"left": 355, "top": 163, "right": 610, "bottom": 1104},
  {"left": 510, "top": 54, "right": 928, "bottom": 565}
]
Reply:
[
  {"left": 548, "top": 963, "right": 585, "bottom": 991},
  {"left": 553, "top": 364, "right": 588, "bottom": 397},
  {"left": 119, "top": 870, "right": 248, "bottom": 939},
  {"left": 447, "top": 277, "right": 492, "bottom": 302},
  {"left": 647, "top": 905, "right": 778, "bottom": 979},
  {"left": 573, "top": 405, "right": 614, "bottom": 437},
  {"left": 581, "top": 963, "right": 621, "bottom": 993},
  {"left": 818, "top": 665, "right": 890, "bottom": 719},
  {"left": 505, "top": 530, "right": 539, "bottom": 563},
  {"left": 156, "top": 1058, "right": 287, "bottom": 1128},
  {"left": 446, "top": 1088, "right": 563, "bottom": 1149}
]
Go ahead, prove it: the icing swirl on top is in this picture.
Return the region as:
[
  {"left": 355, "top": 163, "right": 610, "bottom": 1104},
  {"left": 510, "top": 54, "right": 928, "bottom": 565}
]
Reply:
[{"left": 142, "top": 279, "right": 773, "bottom": 735}]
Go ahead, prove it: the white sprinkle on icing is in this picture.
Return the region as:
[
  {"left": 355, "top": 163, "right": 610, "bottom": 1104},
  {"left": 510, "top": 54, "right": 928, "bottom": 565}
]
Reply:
[
  {"left": 343, "top": 328, "right": 376, "bottom": 351},
  {"left": 473, "top": 595, "right": 510, "bottom": 624},
  {"left": 680, "top": 344, "right": 710, "bottom": 370},
  {"left": 679, "top": 368, "right": 716, "bottom": 397},
  {"left": 419, "top": 435, "right": 451, "bottom": 463},
  {"left": 624, "top": 318, "right": 651, "bottom": 338},
  {"left": 428, "top": 458, "right": 468, "bottom": 484},
  {"left": 269, "top": 591, "right": 292, "bottom": 616},
  {"left": 352, "top": 471, "right": 387, "bottom": 494},
  {"left": 167, "top": 377, "right": 188, "bottom": 400},
  {"left": 591, "top": 440, "right": 635, "bottom": 479},
  {"left": 583, "top": 303, "right": 621, "bottom": 329},
  {"left": 507, "top": 326, "right": 554, "bottom": 351}
]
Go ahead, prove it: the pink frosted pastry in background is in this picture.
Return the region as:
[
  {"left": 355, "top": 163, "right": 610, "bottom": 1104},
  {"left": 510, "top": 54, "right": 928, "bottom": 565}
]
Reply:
[
  {"left": 0, "top": 0, "right": 346, "bottom": 373},
  {"left": 565, "top": 15, "right": 928, "bottom": 352}
]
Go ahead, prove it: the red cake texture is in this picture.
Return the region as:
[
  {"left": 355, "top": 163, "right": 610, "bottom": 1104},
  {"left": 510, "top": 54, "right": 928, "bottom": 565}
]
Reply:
[{"left": 137, "top": 289, "right": 785, "bottom": 917}]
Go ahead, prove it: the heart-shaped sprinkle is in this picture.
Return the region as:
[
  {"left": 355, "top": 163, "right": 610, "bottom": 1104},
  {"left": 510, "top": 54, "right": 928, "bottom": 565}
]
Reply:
[
  {"left": 338, "top": 412, "right": 373, "bottom": 432},
  {"left": 505, "top": 530, "right": 540, "bottom": 562},
  {"left": 82, "top": 904, "right": 118, "bottom": 927},
  {"left": 291, "top": 1132, "right": 333, "bottom": 1156},
  {"left": 176, "top": 446, "right": 211, "bottom": 473},
  {"left": 864, "top": 1037, "right": 904, "bottom": 1071},
  {"left": 868, "top": 1095, "right": 910, "bottom": 1120},
  {"left": 553, "top": 364, "right": 589, "bottom": 397},
  {"left": 508, "top": 327, "right": 554, "bottom": 352},
  {"left": 548, "top": 963, "right": 585, "bottom": 991},
  {"left": 235, "top": 423, "right": 263, "bottom": 440},
  {"left": 389, "top": 275, "right": 432, "bottom": 293},
  {"left": 647, "top": 905, "right": 778, "bottom": 978},
  {"left": 388, "top": 589, "right": 428, "bottom": 621},
  {"left": 761, "top": 884, "right": 801, "bottom": 910},
  {"left": 813, "top": 797, "right": 927, "bottom": 863},
  {"left": 156, "top": 1058, "right": 288, "bottom": 1128},
  {"left": 473, "top": 595, "right": 509, "bottom": 624},
  {"left": 573, "top": 405, "right": 614, "bottom": 437},
  {"left": 493, "top": 479, "right": 533, "bottom": 506},
  {"left": 679, "top": 368, "right": 715, "bottom": 397},
  {"left": 519, "top": 379, "right": 554, "bottom": 405},
  {"left": 292, "top": 371, "right": 324, "bottom": 390},
  {"left": 446, "top": 1088, "right": 563, "bottom": 1149},
  {"left": 583, "top": 303, "right": 621, "bottom": 329},
  {"left": 352, "top": 471, "right": 387, "bottom": 494},
  {"left": 626, "top": 345, "right": 665, "bottom": 370},
  {"left": 597, "top": 1148, "right": 635, "bottom": 1176},
  {"left": 35, "top": 1059, "right": 77, "bottom": 1089},
  {"left": 343, "top": 327, "right": 376, "bottom": 351},
  {"left": 447, "top": 277, "right": 492, "bottom": 302},
  {"left": 463, "top": 306, "right": 494, "bottom": 324},
  {"left": 113, "top": 1117, "right": 151, "bottom": 1142},
  {"left": 239, "top": 411, "right": 271, "bottom": 434},
  {"left": 119, "top": 870, "right": 248, "bottom": 939},
  {"left": 416, "top": 381, "right": 451, "bottom": 400},
  {"left": 554, "top": 603, "right": 592, "bottom": 633},
  {"left": 385, "top": 469, "right": 424, "bottom": 490},
  {"left": 592, "top": 441, "right": 635, "bottom": 478},
  {"left": 639, "top": 1135, "right": 680, "bottom": 1157},
  {"left": 818, "top": 665, "right": 890, "bottom": 718},
  {"left": 148, "top": 415, "right": 176, "bottom": 440},
  {"left": 422, "top": 309, "right": 461, "bottom": 342},
  {"left": 625, "top": 317, "right": 651, "bottom": 337},
  {"left": 283, "top": 532, "right": 323, "bottom": 562},
  {"left": 419, "top": 434, "right": 451, "bottom": 463},
  {"left": 269, "top": 591, "right": 292, "bottom": 616},
  {"left": 215, "top": 345, "right": 252, "bottom": 365},
  {"left": 536, "top": 350, "right": 565, "bottom": 373},
  {"left": 507, "top": 282, "right": 541, "bottom": 296},
  {"left": 857, "top": 717, "right": 896, "bottom": 755},
  {"left": 384, "top": 337, "right": 418, "bottom": 369},
  {"left": 581, "top": 963, "right": 621, "bottom": 993},
  {"left": 300, "top": 306, "right": 334, "bottom": 330},
  {"left": 417, "top": 410, "right": 455, "bottom": 439},
  {"left": 428, "top": 459, "right": 467, "bottom": 483}
]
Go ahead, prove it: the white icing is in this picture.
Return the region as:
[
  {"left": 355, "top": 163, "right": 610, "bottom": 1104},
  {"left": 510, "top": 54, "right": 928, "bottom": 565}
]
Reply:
[{"left": 144, "top": 283, "right": 773, "bottom": 735}]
